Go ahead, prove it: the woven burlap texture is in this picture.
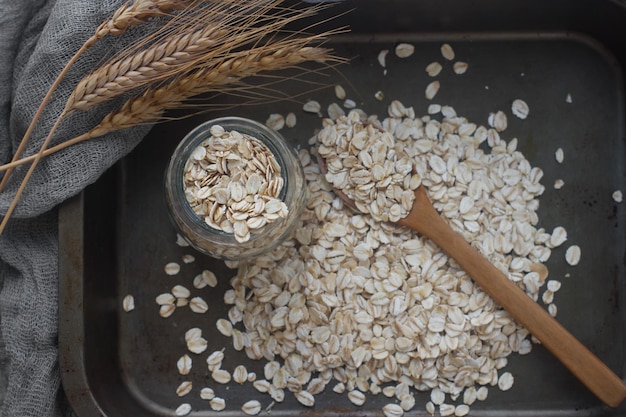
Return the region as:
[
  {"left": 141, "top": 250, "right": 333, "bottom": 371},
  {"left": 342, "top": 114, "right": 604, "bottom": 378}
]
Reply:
[{"left": 0, "top": 1, "right": 152, "bottom": 416}]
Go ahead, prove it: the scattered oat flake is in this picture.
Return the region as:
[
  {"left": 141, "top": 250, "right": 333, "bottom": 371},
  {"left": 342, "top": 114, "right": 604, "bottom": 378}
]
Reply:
[
  {"left": 159, "top": 304, "right": 175, "bottom": 318},
  {"left": 266, "top": 113, "right": 285, "bottom": 131},
  {"left": 430, "top": 388, "right": 445, "bottom": 405},
  {"left": 547, "top": 279, "right": 562, "bottom": 292},
  {"left": 176, "top": 381, "right": 193, "bottom": 397},
  {"left": 455, "top": 404, "right": 470, "bottom": 416},
  {"left": 542, "top": 289, "right": 554, "bottom": 305},
  {"left": 399, "top": 394, "right": 415, "bottom": 411},
  {"left": 554, "top": 179, "right": 564, "bottom": 189},
  {"left": 210, "top": 397, "right": 226, "bottom": 411},
  {"left": 347, "top": 390, "right": 366, "bottom": 406},
  {"left": 555, "top": 148, "right": 564, "bottom": 163},
  {"left": 216, "top": 318, "right": 233, "bottom": 337},
  {"left": 343, "top": 99, "right": 356, "bottom": 109},
  {"left": 374, "top": 90, "right": 384, "bottom": 101},
  {"left": 188, "top": 337, "right": 208, "bottom": 355},
  {"left": 476, "top": 386, "right": 489, "bottom": 401},
  {"left": 566, "top": 93, "right": 573, "bottom": 103},
  {"left": 189, "top": 296, "right": 209, "bottom": 314},
  {"left": 334, "top": 84, "right": 346, "bottom": 100},
  {"left": 253, "top": 380, "right": 271, "bottom": 393},
  {"left": 177, "top": 354, "right": 192, "bottom": 375},
  {"left": 395, "top": 43, "right": 414, "bottom": 58},
  {"left": 212, "top": 368, "right": 231, "bottom": 384},
  {"left": 498, "top": 372, "right": 514, "bottom": 391},
  {"left": 425, "top": 61, "right": 442, "bottom": 77},
  {"left": 453, "top": 61, "right": 468, "bottom": 74},
  {"left": 122, "top": 294, "right": 135, "bottom": 312},
  {"left": 441, "top": 105, "right": 456, "bottom": 118},
  {"left": 377, "top": 49, "right": 389, "bottom": 67},
  {"left": 565, "top": 245, "right": 581, "bottom": 266},
  {"left": 488, "top": 111, "right": 507, "bottom": 132},
  {"left": 612, "top": 190, "right": 623, "bottom": 203},
  {"left": 156, "top": 292, "right": 175, "bottom": 305},
  {"left": 548, "top": 303, "right": 558, "bottom": 317},
  {"left": 200, "top": 387, "right": 215, "bottom": 400},
  {"left": 172, "top": 284, "right": 190, "bottom": 299},
  {"left": 182, "top": 254, "right": 195, "bottom": 264},
  {"left": 175, "top": 403, "right": 191, "bottom": 416},
  {"left": 303, "top": 100, "right": 321, "bottom": 115},
  {"left": 425, "top": 81, "right": 440, "bottom": 100},
  {"left": 383, "top": 403, "right": 404, "bottom": 417},
  {"left": 294, "top": 390, "right": 315, "bottom": 407},
  {"left": 202, "top": 269, "right": 218, "bottom": 287},
  {"left": 207, "top": 350, "right": 225, "bottom": 369},
  {"left": 549, "top": 226, "right": 567, "bottom": 248},
  {"left": 328, "top": 102, "right": 346, "bottom": 120},
  {"left": 511, "top": 99, "right": 529, "bottom": 119},
  {"left": 192, "top": 274, "right": 207, "bottom": 289},
  {"left": 267, "top": 386, "right": 282, "bottom": 402},
  {"left": 440, "top": 43, "right": 455, "bottom": 60},
  {"left": 333, "top": 382, "right": 346, "bottom": 394},
  {"left": 164, "top": 262, "right": 180, "bottom": 275},
  {"left": 440, "top": 404, "right": 455, "bottom": 416},
  {"left": 285, "top": 112, "right": 297, "bottom": 128},
  {"left": 428, "top": 104, "right": 441, "bottom": 115},
  {"left": 242, "top": 400, "right": 262, "bottom": 415},
  {"left": 233, "top": 365, "right": 248, "bottom": 384}
]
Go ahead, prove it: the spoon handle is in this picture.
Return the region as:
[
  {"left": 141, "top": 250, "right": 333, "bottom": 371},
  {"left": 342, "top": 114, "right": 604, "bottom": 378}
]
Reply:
[{"left": 399, "top": 187, "right": 626, "bottom": 408}]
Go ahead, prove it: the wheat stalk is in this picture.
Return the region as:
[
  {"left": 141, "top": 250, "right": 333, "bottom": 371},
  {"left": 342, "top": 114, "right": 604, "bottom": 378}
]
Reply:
[
  {"left": 66, "top": 24, "right": 231, "bottom": 112},
  {"left": 0, "top": 0, "right": 189, "bottom": 193}
]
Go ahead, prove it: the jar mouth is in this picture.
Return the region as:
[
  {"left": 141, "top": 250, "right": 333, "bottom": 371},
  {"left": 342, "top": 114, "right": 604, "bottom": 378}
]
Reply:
[{"left": 164, "top": 116, "right": 305, "bottom": 259}]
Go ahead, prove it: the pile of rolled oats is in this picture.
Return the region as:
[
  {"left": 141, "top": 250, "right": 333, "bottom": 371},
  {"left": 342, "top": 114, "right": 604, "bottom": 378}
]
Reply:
[
  {"left": 317, "top": 111, "right": 421, "bottom": 222},
  {"left": 183, "top": 124, "right": 288, "bottom": 243}
]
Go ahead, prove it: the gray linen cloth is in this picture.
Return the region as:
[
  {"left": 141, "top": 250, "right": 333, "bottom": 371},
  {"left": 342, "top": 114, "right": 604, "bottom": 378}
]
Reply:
[
  {"left": 0, "top": 1, "right": 152, "bottom": 415},
  {"left": 0, "top": 0, "right": 334, "bottom": 416}
]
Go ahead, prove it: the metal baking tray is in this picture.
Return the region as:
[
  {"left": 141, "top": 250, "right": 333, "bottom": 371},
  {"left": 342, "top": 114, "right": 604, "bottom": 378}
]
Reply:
[{"left": 59, "top": 0, "right": 626, "bottom": 415}]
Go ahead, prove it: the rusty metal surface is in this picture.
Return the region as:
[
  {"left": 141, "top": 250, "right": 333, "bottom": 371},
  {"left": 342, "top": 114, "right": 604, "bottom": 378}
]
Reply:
[{"left": 59, "top": 0, "right": 626, "bottom": 415}]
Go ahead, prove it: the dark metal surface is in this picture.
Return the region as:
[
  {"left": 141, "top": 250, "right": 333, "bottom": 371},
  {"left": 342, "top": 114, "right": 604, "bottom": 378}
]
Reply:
[{"left": 60, "top": 0, "right": 626, "bottom": 415}]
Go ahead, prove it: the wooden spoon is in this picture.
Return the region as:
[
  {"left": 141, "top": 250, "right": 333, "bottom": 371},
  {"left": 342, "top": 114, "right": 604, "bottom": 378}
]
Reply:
[{"left": 318, "top": 157, "right": 626, "bottom": 408}]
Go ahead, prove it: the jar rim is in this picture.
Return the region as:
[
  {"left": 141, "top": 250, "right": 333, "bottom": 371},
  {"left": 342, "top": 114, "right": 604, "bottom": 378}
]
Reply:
[{"left": 164, "top": 116, "right": 305, "bottom": 259}]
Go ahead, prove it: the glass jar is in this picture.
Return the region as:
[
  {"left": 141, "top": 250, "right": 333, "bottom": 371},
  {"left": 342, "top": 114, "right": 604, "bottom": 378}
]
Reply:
[{"left": 164, "top": 116, "right": 305, "bottom": 261}]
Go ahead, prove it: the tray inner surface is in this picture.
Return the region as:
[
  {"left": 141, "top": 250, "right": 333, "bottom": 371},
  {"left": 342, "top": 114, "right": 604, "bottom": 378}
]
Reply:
[{"left": 60, "top": 14, "right": 626, "bottom": 417}]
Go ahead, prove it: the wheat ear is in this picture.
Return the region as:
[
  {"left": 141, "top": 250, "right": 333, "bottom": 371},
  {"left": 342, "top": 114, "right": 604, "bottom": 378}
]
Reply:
[
  {"left": 0, "top": 0, "right": 188, "bottom": 193},
  {"left": 90, "top": 46, "right": 337, "bottom": 135},
  {"left": 88, "top": 0, "right": 191, "bottom": 46}
]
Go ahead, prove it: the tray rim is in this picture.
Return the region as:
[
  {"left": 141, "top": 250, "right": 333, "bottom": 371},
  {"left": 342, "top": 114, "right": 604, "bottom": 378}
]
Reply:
[{"left": 58, "top": 28, "right": 626, "bottom": 417}]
